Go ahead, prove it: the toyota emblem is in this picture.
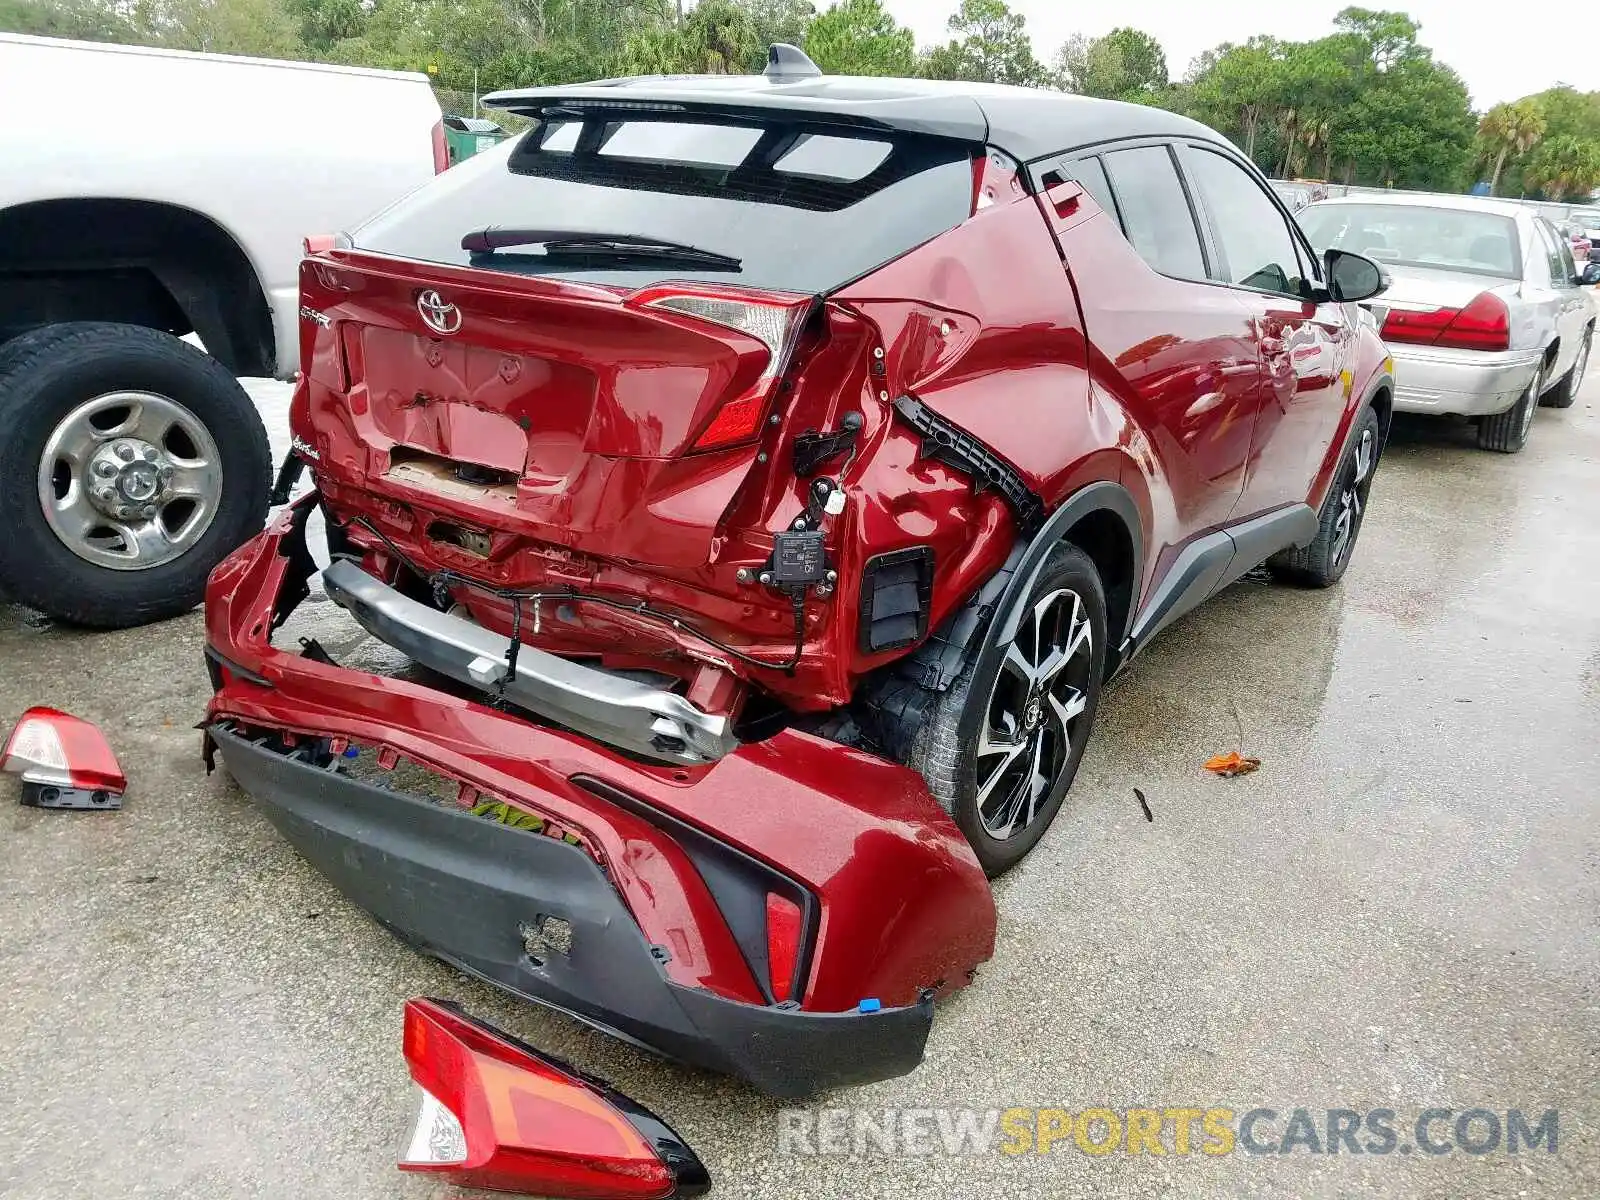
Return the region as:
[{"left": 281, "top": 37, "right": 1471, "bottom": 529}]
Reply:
[{"left": 416, "top": 289, "right": 461, "bottom": 335}]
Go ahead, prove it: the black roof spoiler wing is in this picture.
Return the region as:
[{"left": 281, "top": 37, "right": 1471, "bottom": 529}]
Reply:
[{"left": 481, "top": 83, "right": 990, "bottom": 146}]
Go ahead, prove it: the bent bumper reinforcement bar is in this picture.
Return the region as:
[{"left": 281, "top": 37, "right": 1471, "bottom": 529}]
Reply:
[{"left": 321, "top": 558, "right": 736, "bottom": 766}]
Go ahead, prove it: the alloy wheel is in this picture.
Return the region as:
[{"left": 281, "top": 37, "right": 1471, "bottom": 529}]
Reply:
[
  {"left": 1331, "top": 425, "right": 1375, "bottom": 569},
  {"left": 36, "top": 391, "right": 223, "bottom": 572},
  {"left": 975, "top": 588, "right": 1095, "bottom": 840}
]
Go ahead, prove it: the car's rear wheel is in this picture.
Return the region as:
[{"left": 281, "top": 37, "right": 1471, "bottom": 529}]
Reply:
[
  {"left": 1478, "top": 360, "right": 1544, "bottom": 452},
  {"left": 1270, "top": 405, "right": 1380, "bottom": 588},
  {"left": 0, "top": 323, "right": 271, "bottom": 627},
  {"left": 1541, "top": 330, "right": 1590, "bottom": 409},
  {"left": 906, "top": 544, "right": 1107, "bottom": 877}
]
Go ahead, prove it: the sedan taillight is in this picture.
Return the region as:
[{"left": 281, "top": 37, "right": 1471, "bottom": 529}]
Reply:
[{"left": 1381, "top": 292, "right": 1510, "bottom": 352}]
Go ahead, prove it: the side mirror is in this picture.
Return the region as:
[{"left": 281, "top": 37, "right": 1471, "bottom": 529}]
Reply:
[
  {"left": 1581, "top": 261, "right": 1600, "bottom": 286},
  {"left": 1325, "top": 248, "right": 1388, "bottom": 302}
]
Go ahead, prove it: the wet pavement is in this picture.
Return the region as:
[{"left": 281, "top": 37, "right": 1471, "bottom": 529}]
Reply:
[{"left": 2, "top": 373, "right": 1597, "bottom": 1200}]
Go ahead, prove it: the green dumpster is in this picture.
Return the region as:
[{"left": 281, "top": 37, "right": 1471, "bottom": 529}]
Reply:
[{"left": 442, "top": 116, "right": 508, "bottom": 166}]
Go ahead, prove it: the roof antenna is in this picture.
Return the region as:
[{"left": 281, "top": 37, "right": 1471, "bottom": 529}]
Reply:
[{"left": 764, "top": 43, "right": 821, "bottom": 83}]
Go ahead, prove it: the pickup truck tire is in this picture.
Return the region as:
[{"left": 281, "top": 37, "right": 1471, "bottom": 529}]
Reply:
[{"left": 0, "top": 323, "right": 270, "bottom": 627}]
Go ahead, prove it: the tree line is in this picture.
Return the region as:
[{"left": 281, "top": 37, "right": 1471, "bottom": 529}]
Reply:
[{"left": 5, "top": 0, "right": 1598, "bottom": 200}]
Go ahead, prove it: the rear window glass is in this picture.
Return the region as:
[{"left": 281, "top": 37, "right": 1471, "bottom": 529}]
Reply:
[
  {"left": 1298, "top": 203, "right": 1521, "bottom": 279},
  {"left": 352, "top": 116, "right": 976, "bottom": 294}
]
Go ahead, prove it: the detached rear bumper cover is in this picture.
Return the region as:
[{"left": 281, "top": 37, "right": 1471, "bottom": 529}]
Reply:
[
  {"left": 214, "top": 724, "right": 930, "bottom": 1096},
  {"left": 203, "top": 497, "right": 995, "bottom": 1097}
]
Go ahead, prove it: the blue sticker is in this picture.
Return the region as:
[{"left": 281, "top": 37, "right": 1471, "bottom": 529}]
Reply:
[{"left": 858, "top": 998, "right": 881, "bottom": 1014}]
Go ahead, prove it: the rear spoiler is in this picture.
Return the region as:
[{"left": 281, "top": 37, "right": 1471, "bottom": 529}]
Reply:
[{"left": 481, "top": 82, "right": 990, "bottom": 145}]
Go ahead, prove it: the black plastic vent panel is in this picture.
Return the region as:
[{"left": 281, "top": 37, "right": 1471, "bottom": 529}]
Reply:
[{"left": 858, "top": 547, "right": 935, "bottom": 654}]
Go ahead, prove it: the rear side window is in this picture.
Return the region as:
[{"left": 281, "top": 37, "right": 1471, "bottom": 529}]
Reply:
[
  {"left": 1102, "top": 146, "right": 1207, "bottom": 281},
  {"left": 1066, "top": 156, "right": 1119, "bottom": 222},
  {"left": 352, "top": 115, "right": 976, "bottom": 295},
  {"left": 1536, "top": 219, "right": 1575, "bottom": 284}
]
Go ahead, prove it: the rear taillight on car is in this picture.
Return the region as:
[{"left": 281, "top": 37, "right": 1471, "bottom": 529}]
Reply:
[
  {"left": 400, "top": 998, "right": 709, "bottom": 1198},
  {"left": 1381, "top": 292, "right": 1510, "bottom": 352},
  {"left": 431, "top": 119, "right": 450, "bottom": 173},
  {"left": 631, "top": 286, "right": 813, "bottom": 451},
  {"left": 1, "top": 707, "right": 126, "bottom": 809}
]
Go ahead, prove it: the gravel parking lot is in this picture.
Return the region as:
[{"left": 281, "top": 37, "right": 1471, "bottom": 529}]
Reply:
[{"left": 2, "top": 373, "right": 1597, "bottom": 1200}]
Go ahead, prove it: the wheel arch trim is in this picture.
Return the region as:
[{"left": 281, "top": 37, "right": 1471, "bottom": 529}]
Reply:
[{"left": 979, "top": 480, "right": 1144, "bottom": 679}]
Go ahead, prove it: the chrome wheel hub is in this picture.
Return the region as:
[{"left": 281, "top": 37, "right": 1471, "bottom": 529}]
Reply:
[
  {"left": 85, "top": 439, "right": 173, "bottom": 519},
  {"left": 1022, "top": 694, "right": 1043, "bottom": 732},
  {"left": 37, "top": 391, "right": 223, "bottom": 572},
  {"left": 975, "top": 588, "right": 1094, "bottom": 841}
]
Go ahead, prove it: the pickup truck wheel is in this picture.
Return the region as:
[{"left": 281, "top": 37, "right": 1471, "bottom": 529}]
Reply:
[
  {"left": 1270, "top": 405, "right": 1380, "bottom": 588},
  {"left": 0, "top": 323, "right": 271, "bottom": 627},
  {"left": 1540, "top": 331, "right": 1589, "bottom": 409},
  {"left": 906, "top": 544, "right": 1108, "bottom": 877}
]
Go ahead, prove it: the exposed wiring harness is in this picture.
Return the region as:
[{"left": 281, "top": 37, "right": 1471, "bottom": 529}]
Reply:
[{"left": 338, "top": 514, "right": 808, "bottom": 679}]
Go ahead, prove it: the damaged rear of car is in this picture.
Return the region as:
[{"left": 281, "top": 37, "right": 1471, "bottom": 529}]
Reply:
[
  {"left": 205, "top": 76, "right": 1019, "bottom": 1095},
  {"left": 209, "top": 50, "right": 1393, "bottom": 1099}
]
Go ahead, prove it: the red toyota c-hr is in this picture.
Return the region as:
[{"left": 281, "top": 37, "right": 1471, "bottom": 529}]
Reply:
[{"left": 205, "top": 47, "right": 1392, "bottom": 1096}]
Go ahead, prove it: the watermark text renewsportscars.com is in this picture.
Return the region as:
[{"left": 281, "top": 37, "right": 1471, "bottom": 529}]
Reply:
[{"left": 777, "top": 1107, "right": 1558, "bottom": 1159}]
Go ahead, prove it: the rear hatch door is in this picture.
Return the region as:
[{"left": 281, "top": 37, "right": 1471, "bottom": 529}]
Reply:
[{"left": 301, "top": 112, "right": 976, "bottom": 567}]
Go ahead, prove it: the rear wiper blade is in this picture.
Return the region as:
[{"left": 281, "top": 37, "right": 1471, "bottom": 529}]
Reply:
[{"left": 460, "top": 227, "right": 741, "bottom": 269}]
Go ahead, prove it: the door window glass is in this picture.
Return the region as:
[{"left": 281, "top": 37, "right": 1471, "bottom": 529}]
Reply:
[{"left": 1186, "top": 148, "right": 1306, "bottom": 296}]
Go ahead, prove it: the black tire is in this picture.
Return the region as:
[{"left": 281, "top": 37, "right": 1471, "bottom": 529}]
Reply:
[
  {"left": 1270, "top": 405, "right": 1381, "bottom": 588},
  {"left": 1541, "top": 331, "right": 1589, "bottom": 409},
  {"left": 906, "top": 544, "right": 1108, "bottom": 877},
  {"left": 0, "top": 323, "right": 271, "bottom": 628},
  {"left": 1477, "top": 359, "right": 1543, "bottom": 452}
]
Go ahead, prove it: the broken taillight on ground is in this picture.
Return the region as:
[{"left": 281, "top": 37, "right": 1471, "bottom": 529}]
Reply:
[
  {"left": 400, "top": 997, "right": 710, "bottom": 1198},
  {"left": 1, "top": 707, "right": 126, "bottom": 810}
]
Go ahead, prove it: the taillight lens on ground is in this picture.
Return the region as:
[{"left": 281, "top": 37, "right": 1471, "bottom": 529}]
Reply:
[
  {"left": 765, "top": 893, "right": 804, "bottom": 1004},
  {"left": 1, "top": 707, "right": 126, "bottom": 795},
  {"left": 399, "top": 998, "right": 709, "bottom": 1198},
  {"left": 1381, "top": 292, "right": 1510, "bottom": 351},
  {"left": 634, "top": 286, "right": 812, "bottom": 451}
]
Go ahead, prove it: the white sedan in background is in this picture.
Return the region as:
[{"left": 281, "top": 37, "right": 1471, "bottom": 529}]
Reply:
[{"left": 1299, "top": 193, "right": 1594, "bottom": 453}]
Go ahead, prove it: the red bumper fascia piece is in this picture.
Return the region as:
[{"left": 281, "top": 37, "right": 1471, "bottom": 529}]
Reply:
[{"left": 204, "top": 496, "right": 996, "bottom": 1094}]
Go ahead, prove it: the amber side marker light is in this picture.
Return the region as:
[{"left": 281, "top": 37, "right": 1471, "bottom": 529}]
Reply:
[
  {"left": 400, "top": 997, "right": 710, "bottom": 1198},
  {"left": 1, "top": 707, "right": 127, "bottom": 810}
]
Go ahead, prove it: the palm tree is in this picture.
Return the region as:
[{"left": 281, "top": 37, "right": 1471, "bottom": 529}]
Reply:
[
  {"left": 1479, "top": 99, "right": 1547, "bottom": 196},
  {"left": 1523, "top": 136, "right": 1600, "bottom": 201},
  {"left": 1299, "top": 113, "right": 1334, "bottom": 180}
]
